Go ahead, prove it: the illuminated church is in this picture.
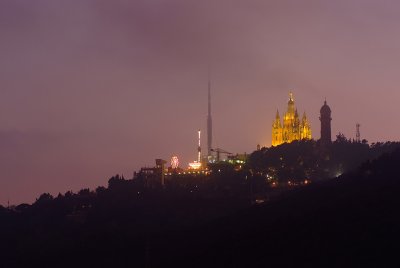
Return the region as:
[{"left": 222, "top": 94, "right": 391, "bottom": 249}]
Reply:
[{"left": 271, "top": 92, "right": 312, "bottom": 146}]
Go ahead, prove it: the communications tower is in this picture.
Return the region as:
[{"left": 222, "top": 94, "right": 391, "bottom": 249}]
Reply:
[
  {"left": 356, "top": 123, "right": 361, "bottom": 143},
  {"left": 207, "top": 74, "right": 213, "bottom": 160}
]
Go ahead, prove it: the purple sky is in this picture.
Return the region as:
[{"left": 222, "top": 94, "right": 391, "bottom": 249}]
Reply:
[{"left": 1, "top": 0, "right": 400, "bottom": 204}]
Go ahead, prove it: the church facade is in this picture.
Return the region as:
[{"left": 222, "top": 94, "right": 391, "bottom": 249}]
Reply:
[{"left": 271, "top": 93, "right": 312, "bottom": 146}]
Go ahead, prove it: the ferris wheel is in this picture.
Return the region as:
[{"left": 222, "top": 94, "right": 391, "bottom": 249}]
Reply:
[{"left": 171, "top": 156, "right": 179, "bottom": 169}]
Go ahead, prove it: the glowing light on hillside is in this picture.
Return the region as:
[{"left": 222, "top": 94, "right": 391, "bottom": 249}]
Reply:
[
  {"left": 188, "top": 161, "right": 202, "bottom": 170},
  {"left": 171, "top": 156, "right": 179, "bottom": 169}
]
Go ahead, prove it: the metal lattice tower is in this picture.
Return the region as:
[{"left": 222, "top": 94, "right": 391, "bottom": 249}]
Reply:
[{"left": 356, "top": 123, "right": 361, "bottom": 143}]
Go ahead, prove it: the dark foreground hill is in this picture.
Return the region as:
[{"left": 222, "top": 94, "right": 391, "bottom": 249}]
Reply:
[
  {"left": 169, "top": 150, "right": 400, "bottom": 268},
  {"left": 2, "top": 150, "right": 400, "bottom": 267}
]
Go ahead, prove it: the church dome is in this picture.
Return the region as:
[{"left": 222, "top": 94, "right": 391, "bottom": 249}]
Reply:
[{"left": 320, "top": 100, "right": 331, "bottom": 114}]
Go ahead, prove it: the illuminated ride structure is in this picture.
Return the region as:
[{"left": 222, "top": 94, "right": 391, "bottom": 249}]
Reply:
[
  {"left": 171, "top": 156, "right": 179, "bottom": 169},
  {"left": 188, "top": 129, "right": 203, "bottom": 170}
]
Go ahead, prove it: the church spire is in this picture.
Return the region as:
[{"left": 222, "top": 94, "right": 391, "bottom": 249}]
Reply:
[
  {"left": 273, "top": 109, "right": 282, "bottom": 129},
  {"left": 287, "top": 91, "right": 295, "bottom": 116}
]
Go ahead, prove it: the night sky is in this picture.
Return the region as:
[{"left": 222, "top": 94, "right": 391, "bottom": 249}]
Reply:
[{"left": 1, "top": 0, "right": 400, "bottom": 204}]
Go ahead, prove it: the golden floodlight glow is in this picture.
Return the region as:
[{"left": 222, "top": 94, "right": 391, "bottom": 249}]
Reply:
[
  {"left": 188, "top": 161, "right": 202, "bottom": 170},
  {"left": 272, "top": 92, "right": 312, "bottom": 146}
]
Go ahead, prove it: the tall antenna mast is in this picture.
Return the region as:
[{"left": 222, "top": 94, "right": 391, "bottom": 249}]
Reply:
[
  {"left": 356, "top": 123, "right": 361, "bottom": 143},
  {"left": 207, "top": 68, "right": 213, "bottom": 160}
]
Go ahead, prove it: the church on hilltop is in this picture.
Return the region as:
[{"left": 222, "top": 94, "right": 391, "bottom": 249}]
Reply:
[{"left": 271, "top": 92, "right": 312, "bottom": 146}]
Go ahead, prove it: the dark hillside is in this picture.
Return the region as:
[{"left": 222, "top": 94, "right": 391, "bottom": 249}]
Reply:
[
  {"left": 160, "top": 149, "right": 400, "bottom": 267},
  {"left": 2, "top": 150, "right": 400, "bottom": 267}
]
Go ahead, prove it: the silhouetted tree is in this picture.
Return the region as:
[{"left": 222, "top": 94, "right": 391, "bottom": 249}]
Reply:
[{"left": 35, "top": 193, "right": 53, "bottom": 203}]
